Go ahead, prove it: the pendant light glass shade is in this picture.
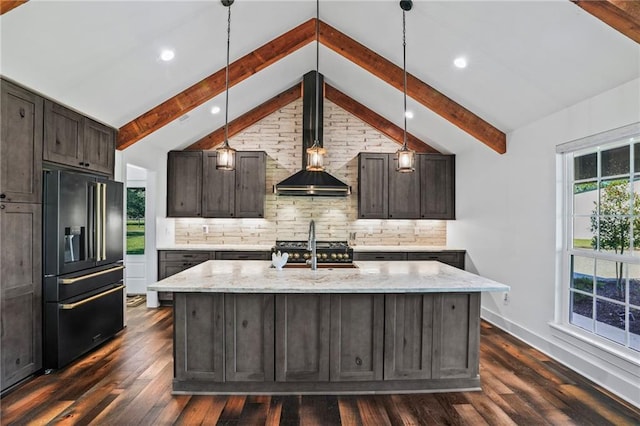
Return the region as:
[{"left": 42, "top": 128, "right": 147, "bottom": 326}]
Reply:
[
  {"left": 306, "top": 142, "right": 327, "bottom": 171},
  {"left": 396, "top": 0, "right": 415, "bottom": 173},
  {"left": 216, "top": 0, "right": 236, "bottom": 171}
]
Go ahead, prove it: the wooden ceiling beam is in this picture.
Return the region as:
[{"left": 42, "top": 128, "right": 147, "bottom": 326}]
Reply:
[
  {"left": 325, "top": 85, "right": 439, "bottom": 154},
  {"left": 0, "top": 1, "right": 28, "bottom": 15},
  {"left": 117, "top": 19, "right": 316, "bottom": 150},
  {"left": 186, "top": 84, "right": 302, "bottom": 151},
  {"left": 571, "top": 0, "right": 640, "bottom": 44},
  {"left": 319, "top": 21, "right": 506, "bottom": 154}
]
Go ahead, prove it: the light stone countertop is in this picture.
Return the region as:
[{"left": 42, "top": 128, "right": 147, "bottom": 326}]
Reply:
[{"left": 147, "top": 260, "right": 509, "bottom": 293}]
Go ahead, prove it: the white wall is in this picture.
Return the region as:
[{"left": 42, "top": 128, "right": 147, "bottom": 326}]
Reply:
[{"left": 448, "top": 78, "right": 640, "bottom": 407}]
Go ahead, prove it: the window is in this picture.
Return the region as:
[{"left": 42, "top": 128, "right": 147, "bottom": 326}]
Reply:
[
  {"left": 126, "top": 187, "right": 145, "bottom": 255},
  {"left": 561, "top": 125, "right": 640, "bottom": 353}
]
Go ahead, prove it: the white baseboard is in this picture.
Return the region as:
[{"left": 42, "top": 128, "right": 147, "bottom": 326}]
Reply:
[{"left": 481, "top": 307, "right": 640, "bottom": 409}]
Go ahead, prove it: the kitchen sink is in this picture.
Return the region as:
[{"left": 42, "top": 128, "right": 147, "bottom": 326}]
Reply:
[{"left": 281, "top": 263, "right": 358, "bottom": 269}]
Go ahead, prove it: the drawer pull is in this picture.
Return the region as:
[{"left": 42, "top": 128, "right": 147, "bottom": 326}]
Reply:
[
  {"left": 59, "top": 265, "right": 124, "bottom": 284},
  {"left": 60, "top": 285, "right": 125, "bottom": 310}
]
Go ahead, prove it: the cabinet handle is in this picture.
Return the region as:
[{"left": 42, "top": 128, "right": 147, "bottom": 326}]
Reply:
[
  {"left": 85, "top": 163, "right": 90, "bottom": 167},
  {"left": 79, "top": 161, "right": 84, "bottom": 166},
  {"left": 19, "top": 108, "right": 25, "bottom": 118},
  {"left": 0, "top": 193, "right": 5, "bottom": 199},
  {"left": 0, "top": 205, "right": 5, "bottom": 210},
  {"left": 355, "top": 357, "right": 362, "bottom": 366}
]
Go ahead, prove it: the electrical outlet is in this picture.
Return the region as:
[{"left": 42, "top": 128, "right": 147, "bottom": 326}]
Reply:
[
  {"left": 503, "top": 292, "right": 510, "bottom": 305},
  {"left": 202, "top": 225, "right": 209, "bottom": 234}
]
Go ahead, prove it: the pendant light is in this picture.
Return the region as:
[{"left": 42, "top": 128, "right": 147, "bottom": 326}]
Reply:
[
  {"left": 306, "top": 0, "right": 326, "bottom": 171},
  {"left": 396, "top": 0, "right": 415, "bottom": 173},
  {"left": 216, "top": 0, "right": 236, "bottom": 171}
]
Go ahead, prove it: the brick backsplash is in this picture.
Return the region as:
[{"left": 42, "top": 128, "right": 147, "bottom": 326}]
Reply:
[{"left": 174, "top": 99, "right": 447, "bottom": 246}]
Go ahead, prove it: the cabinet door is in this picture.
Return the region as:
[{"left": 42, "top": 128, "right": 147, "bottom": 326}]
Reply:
[
  {"left": 276, "top": 294, "right": 330, "bottom": 382},
  {"left": 353, "top": 252, "right": 407, "bottom": 261},
  {"left": 174, "top": 293, "right": 224, "bottom": 381},
  {"left": 43, "top": 100, "right": 84, "bottom": 169},
  {"left": 225, "top": 294, "right": 274, "bottom": 382},
  {"left": 432, "top": 293, "right": 480, "bottom": 379},
  {"left": 0, "top": 203, "right": 42, "bottom": 391},
  {"left": 235, "top": 151, "right": 265, "bottom": 218},
  {"left": 420, "top": 154, "right": 455, "bottom": 219},
  {"left": 0, "top": 80, "right": 43, "bottom": 204},
  {"left": 202, "top": 151, "right": 235, "bottom": 217},
  {"left": 83, "top": 119, "right": 115, "bottom": 176},
  {"left": 330, "top": 294, "right": 383, "bottom": 381},
  {"left": 358, "top": 153, "right": 388, "bottom": 219},
  {"left": 167, "top": 151, "right": 202, "bottom": 217},
  {"left": 384, "top": 294, "right": 433, "bottom": 380},
  {"left": 388, "top": 155, "right": 420, "bottom": 219}
]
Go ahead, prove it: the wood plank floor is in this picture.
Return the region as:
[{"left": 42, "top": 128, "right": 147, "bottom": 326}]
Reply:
[{"left": 1, "top": 305, "right": 638, "bottom": 425}]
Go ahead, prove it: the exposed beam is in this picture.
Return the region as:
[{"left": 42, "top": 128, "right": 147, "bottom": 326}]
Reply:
[
  {"left": 186, "top": 84, "right": 302, "bottom": 151},
  {"left": 119, "top": 18, "right": 506, "bottom": 154},
  {"left": 318, "top": 21, "right": 506, "bottom": 154},
  {"left": 117, "top": 19, "right": 316, "bottom": 150},
  {"left": 0, "top": 0, "right": 28, "bottom": 15},
  {"left": 571, "top": 0, "right": 640, "bottom": 44},
  {"left": 325, "top": 85, "right": 439, "bottom": 154}
]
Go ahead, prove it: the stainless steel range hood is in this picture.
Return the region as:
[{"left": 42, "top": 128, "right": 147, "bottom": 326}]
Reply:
[{"left": 275, "top": 71, "right": 350, "bottom": 196}]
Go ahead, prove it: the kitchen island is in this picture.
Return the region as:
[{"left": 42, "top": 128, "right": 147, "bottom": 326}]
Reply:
[{"left": 148, "top": 260, "right": 509, "bottom": 395}]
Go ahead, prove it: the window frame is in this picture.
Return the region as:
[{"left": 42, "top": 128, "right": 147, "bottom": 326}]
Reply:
[{"left": 557, "top": 122, "right": 640, "bottom": 359}]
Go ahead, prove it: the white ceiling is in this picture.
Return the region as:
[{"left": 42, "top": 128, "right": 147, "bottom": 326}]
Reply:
[{"left": 1, "top": 0, "right": 638, "bottom": 154}]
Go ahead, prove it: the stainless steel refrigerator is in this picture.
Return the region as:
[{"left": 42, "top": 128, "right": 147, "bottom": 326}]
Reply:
[{"left": 43, "top": 169, "right": 124, "bottom": 369}]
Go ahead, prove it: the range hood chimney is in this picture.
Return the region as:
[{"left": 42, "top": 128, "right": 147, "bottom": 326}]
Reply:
[{"left": 275, "top": 71, "right": 350, "bottom": 196}]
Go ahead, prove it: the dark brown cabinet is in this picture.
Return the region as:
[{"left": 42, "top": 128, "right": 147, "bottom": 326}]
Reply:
[
  {"left": 389, "top": 155, "right": 421, "bottom": 219},
  {"left": 275, "top": 294, "right": 330, "bottom": 382},
  {"left": 358, "top": 153, "right": 388, "bottom": 219},
  {"left": 224, "top": 294, "right": 274, "bottom": 382},
  {"left": 167, "top": 151, "right": 203, "bottom": 217},
  {"left": 384, "top": 294, "right": 433, "bottom": 380},
  {"left": 157, "top": 250, "right": 211, "bottom": 303},
  {"left": 358, "top": 153, "right": 455, "bottom": 219},
  {"left": 353, "top": 250, "right": 465, "bottom": 269},
  {"left": 0, "top": 80, "right": 43, "bottom": 393},
  {"left": 168, "top": 150, "right": 265, "bottom": 218},
  {"left": 0, "top": 203, "right": 42, "bottom": 392},
  {"left": 420, "top": 154, "right": 455, "bottom": 219},
  {"left": 329, "top": 294, "right": 384, "bottom": 382},
  {"left": 43, "top": 100, "right": 115, "bottom": 176},
  {"left": 174, "top": 293, "right": 224, "bottom": 382},
  {"left": 1, "top": 79, "right": 43, "bottom": 204}
]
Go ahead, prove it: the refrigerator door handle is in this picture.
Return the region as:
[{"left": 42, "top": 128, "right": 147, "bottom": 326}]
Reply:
[
  {"left": 101, "top": 182, "right": 107, "bottom": 261},
  {"left": 58, "top": 265, "right": 125, "bottom": 284}
]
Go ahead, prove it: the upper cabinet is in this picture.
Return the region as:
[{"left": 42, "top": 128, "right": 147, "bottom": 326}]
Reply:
[
  {"left": 0, "top": 79, "right": 43, "bottom": 204},
  {"left": 43, "top": 100, "right": 115, "bottom": 176},
  {"left": 358, "top": 153, "right": 455, "bottom": 220},
  {"left": 168, "top": 150, "right": 266, "bottom": 218}
]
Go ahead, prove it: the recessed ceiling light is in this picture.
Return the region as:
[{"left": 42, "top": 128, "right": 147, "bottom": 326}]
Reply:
[
  {"left": 160, "top": 49, "right": 175, "bottom": 62},
  {"left": 405, "top": 111, "right": 414, "bottom": 119},
  {"left": 454, "top": 57, "right": 467, "bottom": 69},
  {"left": 211, "top": 106, "right": 221, "bottom": 115}
]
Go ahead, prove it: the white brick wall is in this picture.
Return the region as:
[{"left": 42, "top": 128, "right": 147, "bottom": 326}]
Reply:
[{"left": 174, "top": 99, "right": 447, "bottom": 246}]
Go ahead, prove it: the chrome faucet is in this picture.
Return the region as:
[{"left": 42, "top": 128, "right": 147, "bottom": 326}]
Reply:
[{"left": 307, "top": 219, "right": 317, "bottom": 270}]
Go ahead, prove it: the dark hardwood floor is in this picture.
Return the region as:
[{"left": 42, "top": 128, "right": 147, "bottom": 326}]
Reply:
[{"left": 1, "top": 304, "right": 638, "bottom": 425}]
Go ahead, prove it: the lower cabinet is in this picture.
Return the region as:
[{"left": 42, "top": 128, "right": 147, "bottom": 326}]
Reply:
[
  {"left": 329, "top": 294, "right": 384, "bottom": 382},
  {"left": 174, "top": 292, "right": 480, "bottom": 393},
  {"left": 224, "top": 294, "right": 274, "bottom": 382}
]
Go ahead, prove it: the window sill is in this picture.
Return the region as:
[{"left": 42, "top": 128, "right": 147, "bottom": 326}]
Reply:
[{"left": 549, "top": 322, "right": 640, "bottom": 377}]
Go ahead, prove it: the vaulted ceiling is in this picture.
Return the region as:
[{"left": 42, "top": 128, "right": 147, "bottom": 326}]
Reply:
[{"left": 1, "top": 1, "right": 638, "bottom": 156}]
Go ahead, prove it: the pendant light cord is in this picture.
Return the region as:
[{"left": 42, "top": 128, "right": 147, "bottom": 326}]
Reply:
[
  {"left": 224, "top": 4, "right": 231, "bottom": 148},
  {"left": 402, "top": 9, "right": 408, "bottom": 150},
  {"left": 314, "top": 0, "right": 320, "bottom": 144}
]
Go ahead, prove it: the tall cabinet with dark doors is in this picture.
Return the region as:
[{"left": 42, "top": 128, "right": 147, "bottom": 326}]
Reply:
[{"left": 0, "top": 79, "right": 43, "bottom": 392}]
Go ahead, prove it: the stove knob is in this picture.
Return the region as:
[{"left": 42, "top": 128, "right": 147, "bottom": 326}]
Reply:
[
  {"left": 303, "top": 253, "right": 310, "bottom": 259},
  {"left": 330, "top": 253, "right": 337, "bottom": 260},
  {"left": 337, "top": 253, "right": 343, "bottom": 259},
  {"left": 293, "top": 253, "right": 300, "bottom": 259},
  {"left": 321, "top": 253, "right": 328, "bottom": 259},
  {"left": 343, "top": 253, "right": 350, "bottom": 259},
  {"left": 317, "top": 253, "right": 322, "bottom": 259}
]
